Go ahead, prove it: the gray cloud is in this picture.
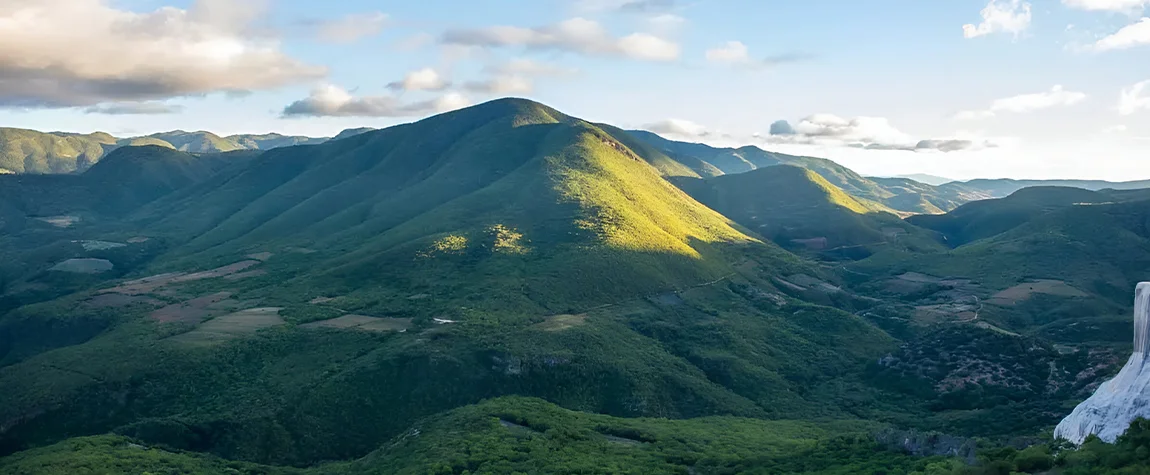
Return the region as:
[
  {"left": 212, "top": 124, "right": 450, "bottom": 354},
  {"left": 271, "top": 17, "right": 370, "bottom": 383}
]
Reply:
[
  {"left": 281, "top": 85, "right": 469, "bottom": 118},
  {"left": 769, "top": 120, "right": 795, "bottom": 135},
  {"left": 0, "top": 0, "right": 324, "bottom": 109},
  {"left": 84, "top": 101, "right": 184, "bottom": 115}
]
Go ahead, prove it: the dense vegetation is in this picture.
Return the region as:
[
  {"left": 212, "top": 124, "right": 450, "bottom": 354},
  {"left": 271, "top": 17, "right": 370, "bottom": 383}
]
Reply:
[
  {"left": 1, "top": 98, "right": 1146, "bottom": 474},
  {"left": 0, "top": 127, "right": 376, "bottom": 174}
]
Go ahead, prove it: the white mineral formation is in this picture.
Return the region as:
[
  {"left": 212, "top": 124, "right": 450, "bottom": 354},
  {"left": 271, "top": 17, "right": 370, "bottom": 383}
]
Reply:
[{"left": 1054, "top": 282, "right": 1150, "bottom": 444}]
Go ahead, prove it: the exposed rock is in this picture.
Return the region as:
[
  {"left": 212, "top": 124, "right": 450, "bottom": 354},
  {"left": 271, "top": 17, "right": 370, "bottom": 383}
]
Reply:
[{"left": 1055, "top": 282, "right": 1150, "bottom": 444}]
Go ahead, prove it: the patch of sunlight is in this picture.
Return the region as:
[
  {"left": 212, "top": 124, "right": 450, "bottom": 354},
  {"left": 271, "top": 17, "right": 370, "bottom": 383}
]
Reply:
[
  {"left": 419, "top": 234, "right": 469, "bottom": 258},
  {"left": 488, "top": 224, "right": 528, "bottom": 255}
]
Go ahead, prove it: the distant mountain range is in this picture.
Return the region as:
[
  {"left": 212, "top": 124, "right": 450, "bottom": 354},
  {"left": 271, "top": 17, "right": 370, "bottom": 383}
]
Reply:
[{"left": 0, "top": 127, "right": 377, "bottom": 174}]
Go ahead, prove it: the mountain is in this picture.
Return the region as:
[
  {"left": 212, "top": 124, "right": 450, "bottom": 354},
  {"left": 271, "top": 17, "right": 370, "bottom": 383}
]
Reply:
[
  {"left": 629, "top": 131, "right": 981, "bottom": 214},
  {"left": 331, "top": 127, "right": 377, "bottom": 140},
  {"left": 906, "top": 186, "right": 1116, "bottom": 246},
  {"left": 0, "top": 98, "right": 903, "bottom": 466},
  {"left": 672, "top": 165, "right": 943, "bottom": 258},
  {"left": 0, "top": 127, "right": 115, "bottom": 174},
  {"left": 955, "top": 178, "right": 1150, "bottom": 197},
  {"left": 895, "top": 174, "right": 954, "bottom": 186},
  {"left": 0, "top": 128, "right": 375, "bottom": 175}
]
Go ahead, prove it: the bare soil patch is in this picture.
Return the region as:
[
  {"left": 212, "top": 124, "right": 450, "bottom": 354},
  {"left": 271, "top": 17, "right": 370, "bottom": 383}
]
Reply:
[
  {"left": 309, "top": 296, "right": 335, "bottom": 304},
  {"left": 223, "top": 270, "right": 267, "bottom": 281},
  {"left": 301, "top": 315, "right": 412, "bottom": 333},
  {"left": 35, "top": 215, "right": 78, "bottom": 228},
  {"left": 84, "top": 293, "right": 164, "bottom": 309},
  {"left": 172, "top": 260, "right": 260, "bottom": 282},
  {"left": 246, "top": 252, "right": 274, "bottom": 262},
  {"left": 149, "top": 292, "right": 234, "bottom": 323},
  {"left": 897, "top": 272, "right": 944, "bottom": 284},
  {"left": 533, "top": 314, "right": 587, "bottom": 332},
  {"left": 167, "top": 307, "right": 285, "bottom": 345},
  {"left": 74, "top": 240, "right": 126, "bottom": 251},
  {"left": 50, "top": 258, "right": 113, "bottom": 274},
  {"left": 101, "top": 261, "right": 262, "bottom": 295},
  {"left": 987, "top": 280, "right": 1088, "bottom": 306}
]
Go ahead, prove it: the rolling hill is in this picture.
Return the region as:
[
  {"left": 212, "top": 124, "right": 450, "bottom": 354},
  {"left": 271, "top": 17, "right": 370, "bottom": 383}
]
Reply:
[
  {"left": 672, "top": 165, "right": 944, "bottom": 258},
  {"left": 629, "top": 131, "right": 984, "bottom": 214},
  {"left": 0, "top": 98, "right": 907, "bottom": 466},
  {"left": 0, "top": 128, "right": 376, "bottom": 175}
]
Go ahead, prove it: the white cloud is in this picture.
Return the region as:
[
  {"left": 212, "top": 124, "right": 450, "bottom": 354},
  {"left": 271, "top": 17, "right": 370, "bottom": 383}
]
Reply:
[
  {"left": 1104, "top": 124, "right": 1130, "bottom": 133},
  {"left": 0, "top": 0, "right": 324, "bottom": 108},
  {"left": 791, "top": 114, "right": 915, "bottom": 146},
  {"left": 956, "top": 85, "right": 1087, "bottom": 119},
  {"left": 282, "top": 84, "right": 469, "bottom": 117},
  {"left": 441, "top": 18, "right": 680, "bottom": 61},
  {"left": 705, "top": 41, "right": 809, "bottom": 68},
  {"left": 1120, "top": 80, "right": 1150, "bottom": 115},
  {"left": 963, "top": 0, "right": 1032, "bottom": 38},
  {"left": 705, "top": 41, "right": 750, "bottom": 64},
  {"left": 1062, "top": 0, "right": 1149, "bottom": 12},
  {"left": 616, "top": 33, "right": 680, "bottom": 60},
  {"left": 314, "top": 12, "right": 388, "bottom": 44},
  {"left": 646, "top": 115, "right": 989, "bottom": 153},
  {"left": 386, "top": 68, "right": 450, "bottom": 91},
  {"left": 463, "top": 76, "right": 534, "bottom": 94},
  {"left": 1093, "top": 17, "right": 1150, "bottom": 51},
  {"left": 642, "top": 118, "right": 709, "bottom": 138},
  {"left": 84, "top": 101, "right": 184, "bottom": 115}
]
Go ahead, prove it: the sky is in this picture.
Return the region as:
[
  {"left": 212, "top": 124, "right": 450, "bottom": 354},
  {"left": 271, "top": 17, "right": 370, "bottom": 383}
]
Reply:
[{"left": 1, "top": 0, "right": 1149, "bottom": 181}]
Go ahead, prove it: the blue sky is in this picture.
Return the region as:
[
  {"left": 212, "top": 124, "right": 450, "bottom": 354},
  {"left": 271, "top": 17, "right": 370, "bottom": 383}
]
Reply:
[{"left": 1, "top": 0, "right": 1149, "bottom": 180}]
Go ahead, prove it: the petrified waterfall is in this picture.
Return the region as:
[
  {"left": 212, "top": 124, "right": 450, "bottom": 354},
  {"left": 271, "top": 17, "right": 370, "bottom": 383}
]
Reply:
[{"left": 1055, "top": 282, "right": 1150, "bottom": 444}]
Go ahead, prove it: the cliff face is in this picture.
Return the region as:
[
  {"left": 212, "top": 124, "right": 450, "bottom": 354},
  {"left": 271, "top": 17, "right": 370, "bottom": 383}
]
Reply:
[{"left": 1055, "top": 282, "right": 1150, "bottom": 444}]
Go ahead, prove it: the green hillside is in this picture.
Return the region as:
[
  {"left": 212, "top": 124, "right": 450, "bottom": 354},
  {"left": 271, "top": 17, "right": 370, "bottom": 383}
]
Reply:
[
  {"left": 907, "top": 186, "right": 1114, "bottom": 246},
  {"left": 629, "top": 131, "right": 973, "bottom": 214},
  {"left": 0, "top": 128, "right": 115, "bottom": 174},
  {"left": 0, "top": 99, "right": 909, "bottom": 466},
  {"left": 673, "top": 165, "right": 943, "bottom": 258}
]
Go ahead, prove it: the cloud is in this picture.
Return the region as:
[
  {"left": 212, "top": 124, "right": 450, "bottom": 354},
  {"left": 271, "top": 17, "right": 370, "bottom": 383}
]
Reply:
[
  {"left": 463, "top": 76, "right": 534, "bottom": 94},
  {"left": 1062, "top": 0, "right": 1149, "bottom": 12},
  {"left": 769, "top": 120, "right": 795, "bottom": 135},
  {"left": 312, "top": 12, "right": 388, "bottom": 44},
  {"left": 705, "top": 41, "right": 809, "bottom": 68},
  {"left": 963, "top": 0, "right": 1032, "bottom": 38},
  {"left": 1104, "top": 124, "right": 1129, "bottom": 133},
  {"left": 0, "top": 0, "right": 325, "bottom": 108},
  {"left": 642, "top": 119, "right": 709, "bottom": 137},
  {"left": 386, "top": 68, "right": 450, "bottom": 91},
  {"left": 955, "top": 85, "right": 1087, "bottom": 119},
  {"left": 441, "top": 18, "right": 680, "bottom": 61},
  {"left": 765, "top": 115, "right": 993, "bottom": 152},
  {"left": 1120, "top": 80, "right": 1150, "bottom": 115},
  {"left": 1093, "top": 17, "right": 1150, "bottom": 51},
  {"left": 84, "top": 101, "right": 184, "bottom": 115},
  {"left": 281, "top": 84, "right": 468, "bottom": 117}
]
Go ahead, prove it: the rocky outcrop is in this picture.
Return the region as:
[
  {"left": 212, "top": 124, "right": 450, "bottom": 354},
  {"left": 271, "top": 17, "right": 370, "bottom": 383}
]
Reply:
[{"left": 1054, "top": 282, "right": 1150, "bottom": 444}]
